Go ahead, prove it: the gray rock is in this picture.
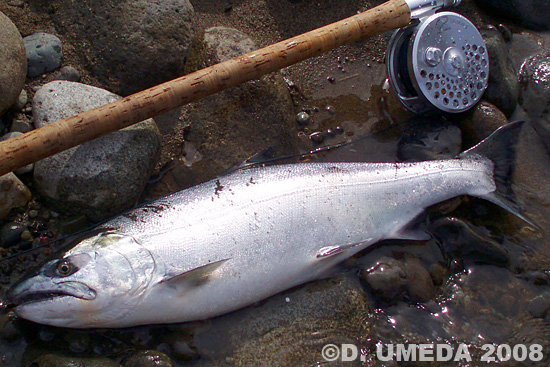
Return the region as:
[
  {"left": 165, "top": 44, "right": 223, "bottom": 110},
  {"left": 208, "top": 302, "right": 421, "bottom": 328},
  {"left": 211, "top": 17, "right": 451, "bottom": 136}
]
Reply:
[
  {"left": 474, "top": 0, "right": 550, "bottom": 30},
  {"left": 10, "top": 118, "right": 33, "bottom": 133},
  {"left": 23, "top": 32, "right": 63, "bottom": 77},
  {"left": 32, "top": 81, "right": 161, "bottom": 221},
  {"left": 481, "top": 27, "right": 519, "bottom": 117},
  {"left": 0, "top": 172, "right": 31, "bottom": 219},
  {"left": 0, "top": 11, "right": 27, "bottom": 115},
  {"left": 1, "top": 132, "right": 34, "bottom": 174},
  {"left": 48, "top": 0, "right": 194, "bottom": 95},
  {"left": 53, "top": 65, "right": 80, "bottom": 82},
  {"left": 519, "top": 54, "right": 550, "bottom": 154},
  {"left": 204, "top": 27, "right": 257, "bottom": 63},
  {"left": 13, "top": 89, "right": 28, "bottom": 110}
]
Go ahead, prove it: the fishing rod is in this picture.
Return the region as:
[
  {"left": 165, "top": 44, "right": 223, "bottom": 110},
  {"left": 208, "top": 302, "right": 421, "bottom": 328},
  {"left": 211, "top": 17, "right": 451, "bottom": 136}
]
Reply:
[{"left": 0, "top": 0, "right": 489, "bottom": 177}]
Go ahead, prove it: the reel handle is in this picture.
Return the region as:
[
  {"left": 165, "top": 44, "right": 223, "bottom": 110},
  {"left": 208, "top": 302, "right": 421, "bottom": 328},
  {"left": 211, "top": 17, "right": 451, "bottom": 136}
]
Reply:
[{"left": 0, "top": 0, "right": 419, "bottom": 176}]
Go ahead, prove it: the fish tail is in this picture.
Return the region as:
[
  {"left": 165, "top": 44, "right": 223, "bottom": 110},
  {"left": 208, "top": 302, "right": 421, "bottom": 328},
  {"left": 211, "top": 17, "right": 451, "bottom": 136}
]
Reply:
[{"left": 459, "top": 121, "right": 536, "bottom": 227}]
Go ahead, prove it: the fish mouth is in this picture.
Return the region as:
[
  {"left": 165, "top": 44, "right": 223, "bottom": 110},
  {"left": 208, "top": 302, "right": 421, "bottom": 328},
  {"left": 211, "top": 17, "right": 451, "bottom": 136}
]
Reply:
[{"left": 7, "top": 281, "right": 96, "bottom": 306}]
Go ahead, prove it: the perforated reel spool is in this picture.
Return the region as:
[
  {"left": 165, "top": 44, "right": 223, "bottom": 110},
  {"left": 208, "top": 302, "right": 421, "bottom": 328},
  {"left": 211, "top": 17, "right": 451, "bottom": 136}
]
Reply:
[{"left": 386, "top": 12, "right": 489, "bottom": 114}]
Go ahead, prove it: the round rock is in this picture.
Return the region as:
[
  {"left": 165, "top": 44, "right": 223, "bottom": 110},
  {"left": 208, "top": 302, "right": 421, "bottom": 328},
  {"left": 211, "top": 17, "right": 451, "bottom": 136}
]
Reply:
[
  {"left": 23, "top": 32, "right": 63, "bottom": 77},
  {"left": 48, "top": 0, "right": 194, "bottom": 95},
  {"left": 203, "top": 27, "right": 257, "bottom": 63},
  {"left": 0, "top": 172, "right": 31, "bottom": 219},
  {"left": 474, "top": 0, "right": 550, "bottom": 30},
  {"left": 519, "top": 53, "right": 550, "bottom": 154},
  {"left": 0, "top": 11, "right": 27, "bottom": 115},
  {"left": 32, "top": 81, "right": 161, "bottom": 221},
  {"left": 481, "top": 27, "right": 519, "bottom": 117},
  {"left": 53, "top": 65, "right": 81, "bottom": 82}
]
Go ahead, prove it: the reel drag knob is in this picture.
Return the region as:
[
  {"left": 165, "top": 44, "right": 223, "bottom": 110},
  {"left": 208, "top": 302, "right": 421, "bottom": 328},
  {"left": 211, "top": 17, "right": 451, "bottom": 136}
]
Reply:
[{"left": 386, "top": 12, "right": 489, "bottom": 114}]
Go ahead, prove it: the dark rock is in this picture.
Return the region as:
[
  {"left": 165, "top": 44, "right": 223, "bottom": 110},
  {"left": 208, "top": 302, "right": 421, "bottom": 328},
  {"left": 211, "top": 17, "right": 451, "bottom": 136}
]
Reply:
[
  {"left": 453, "top": 101, "right": 508, "bottom": 149},
  {"left": 53, "top": 65, "right": 81, "bottom": 82},
  {"left": 397, "top": 116, "right": 462, "bottom": 162},
  {"left": 122, "top": 350, "right": 173, "bottom": 367},
  {"left": 0, "top": 222, "right": 26, "bottom": 248},
  {"left": 480, "top": 27, "right": 519, "bottom": 117},
  {"left": 431, "top": 217, "right": 510, "bottom": 266},
  {"left": 360, "top": 256, "right": 407, "bottom": 304},
  {"left": 527, "top": 293, "right": 550, "bottom": 319},
  {"left": 0, "top": 11, "right": 27, "bottom": 115},
  {"left": 26, "top": 354, "right": 120, "bottom": 367},
  {"left": 46, "top": 0, "right": 195, "bottom": 95},
  {"left": 474, "top": 0, "right": 550, "bottom": 30},
  {"left": 182, "top": 28, "right": 298, "bottom": 180},
  {"left": 0, "top": 312, "right": 21, "bottom": 343},
  {"left": 23, "top": 32, "right": 63, "bottom": 77},
  {"left": 519, "top": 53, "right": 550, "bottom": 155}
]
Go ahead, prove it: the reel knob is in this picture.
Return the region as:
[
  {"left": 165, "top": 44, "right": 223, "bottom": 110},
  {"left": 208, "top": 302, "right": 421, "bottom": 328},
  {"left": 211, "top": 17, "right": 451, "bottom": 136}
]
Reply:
[{"left": 386, "top": 12, "right": 489, "bottom": 114}]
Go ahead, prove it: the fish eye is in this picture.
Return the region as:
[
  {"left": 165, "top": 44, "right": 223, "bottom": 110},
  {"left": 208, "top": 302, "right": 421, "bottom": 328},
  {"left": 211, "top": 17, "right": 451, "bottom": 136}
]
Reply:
[{"left": 55, "top": 260, "right": 76, "bottom": 277}]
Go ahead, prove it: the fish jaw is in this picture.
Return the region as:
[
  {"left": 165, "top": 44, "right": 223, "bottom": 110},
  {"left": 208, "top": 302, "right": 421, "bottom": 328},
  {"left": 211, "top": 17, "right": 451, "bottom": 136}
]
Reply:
[{"left": 8, "top": 274, "right": 97, "bottom": 327}]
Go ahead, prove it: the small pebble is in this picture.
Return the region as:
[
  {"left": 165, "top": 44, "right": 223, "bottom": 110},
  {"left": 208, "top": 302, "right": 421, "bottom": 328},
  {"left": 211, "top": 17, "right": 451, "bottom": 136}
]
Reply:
[
  {"left": 309, "top": 131, "right": 325, "bottom": 144},
  {"left": 13, "top": 89, "right": 27, "bottom": 111},
  {"left": 327, "top": 76, "right": 335, "bottom": 83},
  {"left": 296, "top": 111, "right": 310, "bottom": 125},
  {"left": 7, "top": 0, "right": 24, "bottom": 7},
  {"left": 123, "top": 350, "right": 173, "bottom": 367},
  {"left": 28, "top": 209, "right": 39, "bottom": 218},
  {"left": 20, "top": 229, "right": 32, "bottom": 241},
  {"left": 326, "top": 105, "right": 336, "bottom": 114},
  {"left": 54, "top": 65, "right": 81, "bottom": 82}
]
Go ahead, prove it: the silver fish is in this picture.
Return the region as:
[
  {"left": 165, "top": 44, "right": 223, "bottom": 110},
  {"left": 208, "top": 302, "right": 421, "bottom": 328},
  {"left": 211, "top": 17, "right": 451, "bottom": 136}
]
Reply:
[{"left": 8, "top": 122, "right": 530, "bottom": 328}]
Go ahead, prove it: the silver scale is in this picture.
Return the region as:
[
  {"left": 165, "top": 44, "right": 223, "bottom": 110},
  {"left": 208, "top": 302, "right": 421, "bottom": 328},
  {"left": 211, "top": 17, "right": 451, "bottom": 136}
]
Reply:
[{"left": 386, "top": 0, "right": 489, "bottom": 114}]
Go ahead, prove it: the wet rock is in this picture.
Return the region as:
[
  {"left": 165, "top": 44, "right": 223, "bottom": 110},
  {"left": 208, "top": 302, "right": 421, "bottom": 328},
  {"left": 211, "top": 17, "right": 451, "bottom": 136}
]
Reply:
[
  {"left": 403, "top": 257, "right": 435, "bottom": 302},
  {"left": 0, "top": 173, "right": 31, "bottom": 219},
  {"left": 182, "top": 28, "right": 298, "bottom": 179},
  {"left": 26, "top": 354, "right": 120, "bottom": 367},
  {"left": 1, "top": 132, "right": 34, "bottom": 175},
  {"left": 0, "top": 11, "right": 27, "bottom": 115},
  {"left": 203, "top": 27, "right": 257, "bottom": 64},
  {"left": 527, "top": 293, "right": 550, "bottom": 319},
  {"left": 431, "top": 217, "right": 510, "bottom": 266},
  {"left": 23, "top": 32, "right": 63, "bottom": 78},
  {"left": 53, "top": 65, "right": 81, "bottom": 82},
  {"left": 519, "top": 53, "right": 550, "bottom": 154},
  {"left": 480, "top": 27, "right": 519, "bottom": 117},
  {"left": 360, "top": 256, "right": 407, "bottom": 304},
  {"left": 397, "top": 116, "right": 462, "bottom": 162},
  {"left": 0, "top": 222, "right": 26, "bottom": 248},
  {"left": 453, "top": 101, "right": 508, "bottom": 149},
  {"left": 474, "top": 0, "right": 550, "bottom": 30},
  {"left": 122, "top": 350, "right": 173, "bottom": 367},
  {"left": 0, "top": 312, "right": 21, "bottom": 343},
  {"left": 32, "top": 81, "right": 161, "bottom": 221},
  {"left": 192, "top": 275, "right": 370, "bottom": 367},
  {"left": 296, "top": 111, "right": 310, "bottom": 125},
  {"left": 47, "top": 0, "right": 194, "bottom": 95}
]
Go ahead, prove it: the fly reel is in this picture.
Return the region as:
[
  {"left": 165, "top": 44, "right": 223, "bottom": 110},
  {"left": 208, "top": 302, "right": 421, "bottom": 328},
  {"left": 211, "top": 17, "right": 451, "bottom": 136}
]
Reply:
[{"left": 387, "top": 11, "right": 489, "bottom": 114}]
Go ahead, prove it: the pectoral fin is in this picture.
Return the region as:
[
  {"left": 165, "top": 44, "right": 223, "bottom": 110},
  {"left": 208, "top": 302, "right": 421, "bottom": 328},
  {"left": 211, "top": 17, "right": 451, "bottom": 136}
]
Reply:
[{"left": 160, "top": 258, "right": 230, "bottom": 291}]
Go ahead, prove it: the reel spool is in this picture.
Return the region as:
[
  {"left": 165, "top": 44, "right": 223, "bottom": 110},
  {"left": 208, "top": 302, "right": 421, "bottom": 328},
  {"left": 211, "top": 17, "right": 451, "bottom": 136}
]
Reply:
[{"left": 387, "top": 11, "right": 489, "bottom": 114}]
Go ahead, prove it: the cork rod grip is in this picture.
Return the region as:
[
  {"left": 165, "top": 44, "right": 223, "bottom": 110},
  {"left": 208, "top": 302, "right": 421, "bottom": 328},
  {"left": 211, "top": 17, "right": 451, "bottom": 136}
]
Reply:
[{"left": 0, "top": 0, "right": 411, "bottom": 176}]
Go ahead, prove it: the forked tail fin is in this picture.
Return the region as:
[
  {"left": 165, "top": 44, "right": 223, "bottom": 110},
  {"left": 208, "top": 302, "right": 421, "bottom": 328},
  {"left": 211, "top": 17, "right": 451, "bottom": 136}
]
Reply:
[{"left": 459, "top": 121, "right": 537, "bottom": 228}]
